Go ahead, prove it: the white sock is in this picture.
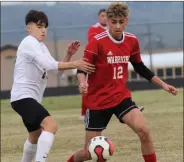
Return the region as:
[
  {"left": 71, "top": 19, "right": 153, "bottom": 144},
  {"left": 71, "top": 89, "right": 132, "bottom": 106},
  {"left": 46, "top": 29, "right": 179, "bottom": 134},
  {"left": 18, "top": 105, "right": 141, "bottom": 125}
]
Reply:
[
  {"left": 21, "top": 139, "right": 37, "bottom": 162},
  {"left": 35, "top": 131, "right": 54, "bottom": 162}
]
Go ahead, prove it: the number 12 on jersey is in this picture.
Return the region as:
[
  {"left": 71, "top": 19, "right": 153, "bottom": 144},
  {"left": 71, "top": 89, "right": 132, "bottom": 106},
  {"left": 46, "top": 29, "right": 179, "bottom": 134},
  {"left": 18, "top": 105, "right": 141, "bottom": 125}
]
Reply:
[{"left": 113, "top": 66, "right": 123, "bottom": 79}]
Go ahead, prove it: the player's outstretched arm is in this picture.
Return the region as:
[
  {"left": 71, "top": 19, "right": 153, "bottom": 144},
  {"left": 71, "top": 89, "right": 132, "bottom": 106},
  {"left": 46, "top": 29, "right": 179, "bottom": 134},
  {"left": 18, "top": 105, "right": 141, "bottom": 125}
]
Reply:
[
  {"left": 130, "top": 37, "right": 178, "bottom": 96},
  {"left": 57, "top": 41, "right": 95, "bottom": 73},
  {"left": 131, "top": 62, "right": 178, "bottom": 96},
  {"left": 29, "top": 40, "right": 94, "bottom": 73},
  {"left": 58, "top": 58, "right": 95, "bottom": 73},
  {"left": 24, "top": 38, "right": 94, "bottom": 72}
]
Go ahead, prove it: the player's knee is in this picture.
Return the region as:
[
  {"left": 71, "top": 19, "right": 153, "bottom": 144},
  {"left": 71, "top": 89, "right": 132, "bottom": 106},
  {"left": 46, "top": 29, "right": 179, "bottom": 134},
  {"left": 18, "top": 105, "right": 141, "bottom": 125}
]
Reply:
[
  {"left": 28, "top": 129, "right": 42, "bottom": 144},
  {"left": 28, "top": 134, "right": 40, "bottom": 144},
  {"left": 41, "top": 117, "right": 58, "bottom": 133},
  {"left": 46, "top": 119, "right": 58, "bottom": 133},
  {"left": 136, "top": 126, "right": 151, "bottom": 142}
]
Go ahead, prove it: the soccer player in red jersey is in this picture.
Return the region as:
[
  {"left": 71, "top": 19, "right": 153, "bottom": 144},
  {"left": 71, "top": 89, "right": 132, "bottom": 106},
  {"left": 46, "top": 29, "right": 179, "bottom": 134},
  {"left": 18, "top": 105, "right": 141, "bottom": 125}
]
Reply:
[
  {"left": 87, "top": 8, "right": 107, "bottom": 42},
  {"left": 81, "top": 8, "right": 144, "bottom": 120},
  {"left": 68, "top": 2, "right": 178, "bottom": 162}
]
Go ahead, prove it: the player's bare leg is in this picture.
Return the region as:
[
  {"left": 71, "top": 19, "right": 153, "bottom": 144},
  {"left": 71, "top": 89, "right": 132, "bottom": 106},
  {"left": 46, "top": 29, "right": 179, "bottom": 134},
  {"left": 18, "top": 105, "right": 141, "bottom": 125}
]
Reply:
[
  {"left": 21, "top": 129, "right": 41, "bottom": 162},
  {"left": 28, "top": 129, "right": 42, "bottom": 144},
  {"left": 67, "top": 131, "right": 102, "bottom": 162},
  {"left": 122, "top": 108, "right": 156, "bottom": 162},
  {"left": 35, "top": 116, "right": 57, "bottom": 162}
]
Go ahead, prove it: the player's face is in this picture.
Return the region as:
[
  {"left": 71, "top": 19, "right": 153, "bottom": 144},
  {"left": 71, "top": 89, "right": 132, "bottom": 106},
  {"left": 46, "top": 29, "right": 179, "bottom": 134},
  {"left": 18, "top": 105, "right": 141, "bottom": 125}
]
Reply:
[
  {"left": 98, "top": 12, "right": 107, "bottom": 26},
  {"left": 107, "top": 16, "right": 128, "bottom": 40},
  {"left": 27, "top": 22, "right": 47, "bottom": 41}
]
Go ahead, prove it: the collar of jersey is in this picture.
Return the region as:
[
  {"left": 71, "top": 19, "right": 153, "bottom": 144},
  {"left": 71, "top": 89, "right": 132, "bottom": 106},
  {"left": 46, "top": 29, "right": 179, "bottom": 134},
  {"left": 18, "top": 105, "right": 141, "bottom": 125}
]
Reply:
[
  {"left": 106, "top": 29, "right": 125, "bottom": 44},
  {"left": 97, "top": 22, "right": 107, "bottom": 29},
  {"left": 29, "top": 35, "right": 43, "bottom": 43}
]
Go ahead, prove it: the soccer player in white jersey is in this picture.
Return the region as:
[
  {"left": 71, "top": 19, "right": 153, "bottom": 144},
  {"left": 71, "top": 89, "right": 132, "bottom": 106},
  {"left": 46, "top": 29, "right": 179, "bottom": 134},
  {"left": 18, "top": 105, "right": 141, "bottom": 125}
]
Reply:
[{"left": 10, "top": 10, "right": 95, "bottom": 162}]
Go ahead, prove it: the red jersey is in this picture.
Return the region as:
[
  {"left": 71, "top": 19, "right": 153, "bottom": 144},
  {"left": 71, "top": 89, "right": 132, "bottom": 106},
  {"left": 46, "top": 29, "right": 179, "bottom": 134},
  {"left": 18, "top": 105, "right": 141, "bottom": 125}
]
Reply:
[
  {"left": 87, "top": 22, "right": 107, "bottom": 42},
  {"left": 83, "top": 30, "right": 142, "bottom": 110}
]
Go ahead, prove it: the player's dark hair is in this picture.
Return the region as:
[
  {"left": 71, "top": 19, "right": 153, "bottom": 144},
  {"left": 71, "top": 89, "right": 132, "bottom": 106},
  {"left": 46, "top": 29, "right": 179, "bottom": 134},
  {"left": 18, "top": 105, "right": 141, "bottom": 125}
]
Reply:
[
  {"left": 25, "top": 10, "right": 48, "bottom": 28},
  {"left": 98, "top": 8, "right": 106, "bottom": 15},
  {"left": 106, "top": 2, "right": 129, "bottom": 19}
]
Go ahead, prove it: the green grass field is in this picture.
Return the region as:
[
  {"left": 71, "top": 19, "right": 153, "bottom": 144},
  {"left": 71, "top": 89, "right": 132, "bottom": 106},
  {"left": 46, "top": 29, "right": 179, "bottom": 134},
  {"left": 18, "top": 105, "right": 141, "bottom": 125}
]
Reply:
[{"left": 1, "top": 89, "right": 183, "bottom": 162}]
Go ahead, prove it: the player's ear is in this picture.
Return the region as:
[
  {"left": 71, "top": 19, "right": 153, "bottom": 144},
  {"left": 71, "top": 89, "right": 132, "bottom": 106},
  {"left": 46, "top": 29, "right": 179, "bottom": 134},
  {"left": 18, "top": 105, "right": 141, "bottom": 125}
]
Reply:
[
  {"left": 125, "top": 18, "right": 129, "bottom": 25},
  {"left": 26, "top": 24, "right": 32, "bottom": 33}
]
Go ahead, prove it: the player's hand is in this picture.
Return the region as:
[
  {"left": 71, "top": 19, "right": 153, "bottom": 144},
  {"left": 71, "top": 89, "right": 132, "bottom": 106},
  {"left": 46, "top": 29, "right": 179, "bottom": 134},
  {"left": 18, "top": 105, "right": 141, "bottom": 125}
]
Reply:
[
  {"left": 162, "top": 83, "right": 178, "bottom": 96},
  {"left": 79, "top": 82, "right": 88, "bottom": 94},
  {"left": 75, "top": 58, "right": 95, "bottom": 74},
  {"left": 67, "top": 41, "right": 80, "bottom": 56}
]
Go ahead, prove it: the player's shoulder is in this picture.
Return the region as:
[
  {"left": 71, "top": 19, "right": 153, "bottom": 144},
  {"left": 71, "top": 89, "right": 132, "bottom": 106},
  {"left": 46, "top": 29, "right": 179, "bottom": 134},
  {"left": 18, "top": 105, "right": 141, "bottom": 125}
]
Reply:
[
  {"left": 92, "top": 22, "right": 101, "bottom": 28},
  {"left": 88, "top": 23, "right": 101, "bottom": 33},
  {"left": 86, "top": 31, "right": 107, "bottom": 49},
  {"left": 22, "top": 35, "right": 38, "bottom": 44},
  {"left": 19, "top": 35, "right": 40, "bottom": 50},
  {"left": 124, "top": 32, "right": 138, "bottom": 41},
  {"left": 93, "top": 30, "right": 108, "bottom": 41},
  {"left": 19, "top": 35, "right": 37, "bottom": 47},
  {"left": 88, "top": 23, "right": 98, "bottom": 32}
]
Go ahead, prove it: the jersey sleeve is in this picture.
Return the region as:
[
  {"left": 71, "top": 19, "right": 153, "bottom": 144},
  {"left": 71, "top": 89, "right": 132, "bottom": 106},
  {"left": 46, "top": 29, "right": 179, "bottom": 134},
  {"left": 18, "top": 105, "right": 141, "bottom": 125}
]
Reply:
[
  {"left": 129, "top": 38, "right": 142, "bottom": 63},
  {"left": 83, "top": 39, "right": 98, "bottom": 64},
  {"left": 20, "top": 38, "right": 59, "bottom": 71},
  {"left": 87, "top": 27, "right": 98, "bottom": 42}
]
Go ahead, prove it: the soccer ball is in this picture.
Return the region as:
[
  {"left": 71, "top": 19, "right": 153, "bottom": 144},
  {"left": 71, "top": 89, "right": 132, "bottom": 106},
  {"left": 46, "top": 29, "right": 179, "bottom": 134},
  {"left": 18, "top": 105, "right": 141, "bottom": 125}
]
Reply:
[{"left": 88, "top": 136, "right": 114, "bottom": 162}]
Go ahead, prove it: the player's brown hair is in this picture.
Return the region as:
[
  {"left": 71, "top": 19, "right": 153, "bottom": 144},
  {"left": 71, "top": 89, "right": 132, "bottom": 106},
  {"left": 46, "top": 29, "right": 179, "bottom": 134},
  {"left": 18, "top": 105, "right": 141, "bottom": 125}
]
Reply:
[{"left": 106, "top": 2, "right": 129, "bottom": 19}]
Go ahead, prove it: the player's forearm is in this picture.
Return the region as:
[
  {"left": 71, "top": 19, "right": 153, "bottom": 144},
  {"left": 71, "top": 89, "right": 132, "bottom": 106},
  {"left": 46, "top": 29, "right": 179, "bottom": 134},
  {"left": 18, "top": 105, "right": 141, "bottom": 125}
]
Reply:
[
  {"left": 58, "top": 61, "right": 77, "bottom": 70},
  {"left": 77, "top": 73, "right": 86, "bottom": 84},
  {"left": 55, "top": 58, "right": 74, "bottom": 76},
  {"left": 131, "top": 62, "right": 154, "bottom": 81},
  {"left": 131, "top": 61, "right": 167, "bottom": 88},
  {"left": 34, "top": 58, "right": 77, "bottom": 71},
  {"left": 151, "top": 76, "right": 167, "bottom": 88},
  {"left": 62, "top": 54, "right": 72, "bottom": 62}
]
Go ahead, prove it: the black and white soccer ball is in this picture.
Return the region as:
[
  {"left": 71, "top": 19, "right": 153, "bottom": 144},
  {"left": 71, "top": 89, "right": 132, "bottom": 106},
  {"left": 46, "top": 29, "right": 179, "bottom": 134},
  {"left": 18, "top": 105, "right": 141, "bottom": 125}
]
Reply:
[{"left": 88, "top": 136, "right": 114, "bottom": 162}]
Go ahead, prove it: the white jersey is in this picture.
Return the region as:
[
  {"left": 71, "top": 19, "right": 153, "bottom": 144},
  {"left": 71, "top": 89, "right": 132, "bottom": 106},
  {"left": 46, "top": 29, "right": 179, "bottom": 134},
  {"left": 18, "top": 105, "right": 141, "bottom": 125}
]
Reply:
[{"left": 10, "top": 35, "right": 59, "bottom": 103}]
